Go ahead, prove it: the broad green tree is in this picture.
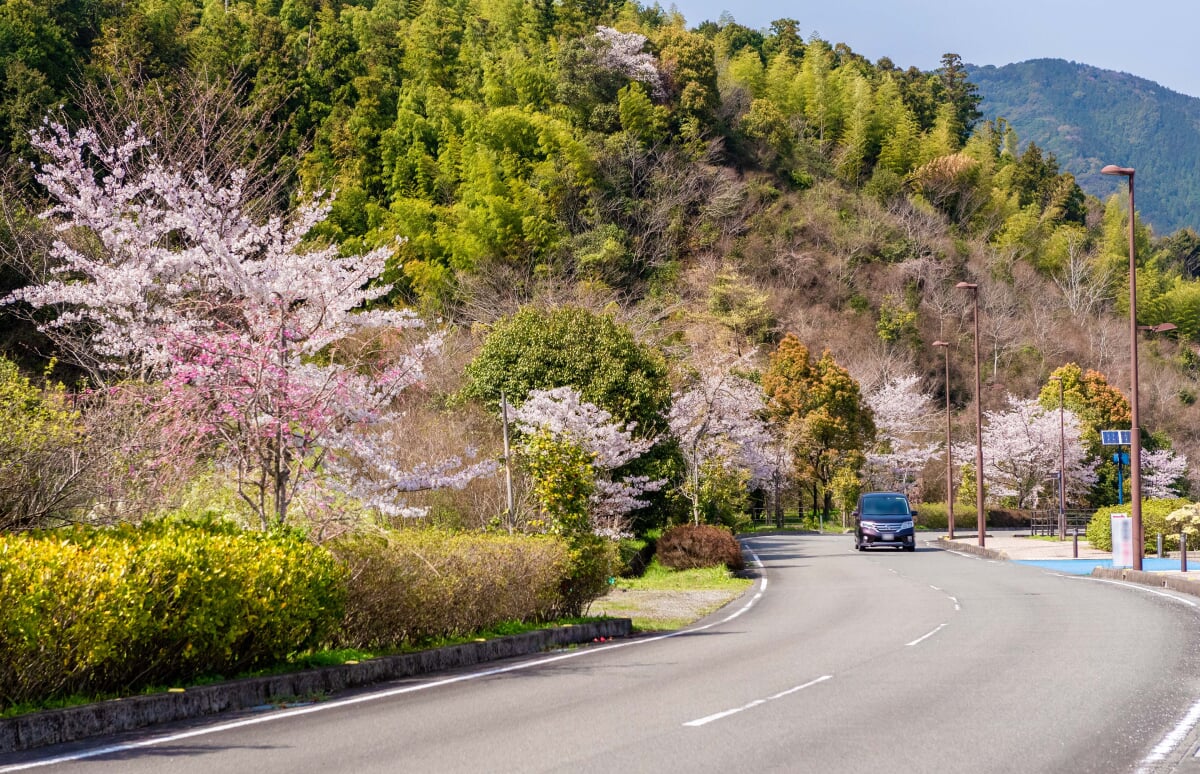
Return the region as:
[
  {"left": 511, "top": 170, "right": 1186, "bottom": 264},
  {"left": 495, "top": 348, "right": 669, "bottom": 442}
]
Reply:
[{"left": 762, "top": 334, "right": 875, "bottom": 520}]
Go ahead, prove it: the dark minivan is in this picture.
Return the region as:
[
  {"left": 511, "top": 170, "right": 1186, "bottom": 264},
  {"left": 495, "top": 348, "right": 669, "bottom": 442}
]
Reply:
[{"left": 853, "top": 492, "right": 916, "bottom": 551}]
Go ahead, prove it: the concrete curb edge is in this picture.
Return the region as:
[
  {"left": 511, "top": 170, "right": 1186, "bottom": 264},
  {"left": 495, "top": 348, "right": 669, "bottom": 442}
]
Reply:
[
  {"left": 931, "top": 537, "right": 1008, "bottom": 561},
  {"left": 1091, "top": 566, "right": 1200, "bottom": 597},
  {"left": 0, "top": 618, "right": 632, "bottom": 755}
]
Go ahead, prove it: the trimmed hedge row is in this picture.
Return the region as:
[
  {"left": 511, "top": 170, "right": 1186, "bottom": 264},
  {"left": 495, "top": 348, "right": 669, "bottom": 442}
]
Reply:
[
  {"left": 330, "top": 529, "right": 573, "bottom": 648},
  {"left": 0, "top": 520, "right": 345, "bottom": 709},
  {"left": 1085, "top": 499, "right": 1200, "bottom": 552}
]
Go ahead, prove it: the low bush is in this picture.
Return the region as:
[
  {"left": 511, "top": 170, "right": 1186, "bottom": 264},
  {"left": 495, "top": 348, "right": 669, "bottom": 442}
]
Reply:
[
  {"left": 0, "top": 519, "right": 345, "bottom": 710},
  {"left": 656, "top": 524, "right": 744, "bottom": 572},
  {"left": 1086, "top": 499, "right": 1197, "bottom": 552},
  {"left": 617, "top": 536, "right": 655, "bottom": 577},
  {"left": 330, "top": 529, "right": 572, "bottom": 648}
]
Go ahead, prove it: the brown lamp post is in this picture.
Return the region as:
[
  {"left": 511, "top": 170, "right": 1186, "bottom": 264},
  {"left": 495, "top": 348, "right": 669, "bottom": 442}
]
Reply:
[
  {"left": 933, "top": 341, "right": 954, "bottom": 540},
  {"left": 956, "top": 281, "right": 985, "bottom": 547},
  {"left": 1049, "top": 375, "right": 1066, "bottom": 540},
  {"left": 1100, "top": 164, "right": 1143, "bottom": 569}
]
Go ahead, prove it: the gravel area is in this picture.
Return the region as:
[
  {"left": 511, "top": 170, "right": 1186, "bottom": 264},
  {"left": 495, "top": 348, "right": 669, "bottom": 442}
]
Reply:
[{"left": 587, "top": 587, "right": 748, "bottom": 629}]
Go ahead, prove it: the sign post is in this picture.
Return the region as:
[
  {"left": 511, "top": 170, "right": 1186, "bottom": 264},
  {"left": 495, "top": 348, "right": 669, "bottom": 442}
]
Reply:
[{"left": 1111, "top": 513, "right": 1133, "bottom": 568}]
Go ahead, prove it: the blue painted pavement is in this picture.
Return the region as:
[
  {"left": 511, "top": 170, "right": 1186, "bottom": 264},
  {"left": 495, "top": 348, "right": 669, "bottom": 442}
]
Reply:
[{"left": 1014, "top": 557, "right": 1193, "bottom": 575}]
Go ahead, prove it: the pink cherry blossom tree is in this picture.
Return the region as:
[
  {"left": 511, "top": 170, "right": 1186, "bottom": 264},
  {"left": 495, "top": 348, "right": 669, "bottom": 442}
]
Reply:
[
  {"left": 4, "top": 123, "right": 494, "bottom": 527},
  {"left": 594, "top": 27, "right": 664, "bottom": 99},
  {"left": 513, "top": 386, "right": 663, "bottom": 537}
]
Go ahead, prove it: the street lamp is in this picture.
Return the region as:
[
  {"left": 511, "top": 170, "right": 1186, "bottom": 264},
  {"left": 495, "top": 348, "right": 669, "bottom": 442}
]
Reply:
[
  {"left": 956, "top": 281, "right": 985, "bottom": 547},
  {"left": 1101, "top": 164, "right": 1143, "bottom": 569},
  {"left": 1049, "top": 375, "right": 1066, "bottom": 540},
  {"left": 933, "top": 340, "right": 954, "bottom": 540}
]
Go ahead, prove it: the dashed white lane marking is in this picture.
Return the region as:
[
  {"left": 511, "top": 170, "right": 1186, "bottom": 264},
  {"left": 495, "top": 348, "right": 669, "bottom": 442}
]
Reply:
[
  {"left": 1137, "top": 696, "right": 1200, "bottom": 772},
  {"left": 682, "top": 675, "right": 833, "bottom": 727},
  {"left": 0, "top": 548, "right": 773, "bottom": 772},
  {"left": 906, "top": 623, "right": 948, "bottom": 647},
  {"left": 949, "top": 595, "right": 960, "bottom": 611},
  {"left": 929, "top": 584, "right": 942, "bottom": 591}
]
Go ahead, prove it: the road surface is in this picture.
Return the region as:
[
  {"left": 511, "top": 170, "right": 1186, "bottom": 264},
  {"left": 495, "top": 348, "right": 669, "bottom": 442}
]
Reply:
[{"left": 5, "top": 534, "right": 1200, "bottom": 773}]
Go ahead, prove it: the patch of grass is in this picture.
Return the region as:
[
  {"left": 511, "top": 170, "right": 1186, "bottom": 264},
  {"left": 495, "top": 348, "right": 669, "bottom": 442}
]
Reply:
[{"left": 614, "top": 558, "right": 752, "bottom": 591}]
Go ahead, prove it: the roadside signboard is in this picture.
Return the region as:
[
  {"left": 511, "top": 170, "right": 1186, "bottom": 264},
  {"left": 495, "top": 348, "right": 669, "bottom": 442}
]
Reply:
[
  {"left": 1101, "top": 430, "right": 1132, "bottom": 446},
  {"left": 1111, "top": 513, "right": 1133, "bottom": 568}
]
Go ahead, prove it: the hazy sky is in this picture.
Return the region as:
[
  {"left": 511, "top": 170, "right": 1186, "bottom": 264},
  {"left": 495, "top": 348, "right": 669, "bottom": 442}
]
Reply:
[{"left": 666, "top": 1, "right": 1200, "bottom": 98}]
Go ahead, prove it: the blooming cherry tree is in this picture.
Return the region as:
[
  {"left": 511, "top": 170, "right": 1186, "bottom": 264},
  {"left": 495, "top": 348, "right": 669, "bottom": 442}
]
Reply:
[
  {"left": 956, "top": 395, "right": 1097, "bottom": 509},
  {"left": 1142, "top": 448, "right": 1188, "bottom": 499},
  {"left": 668, "top": 364, "right": 773, "bottom": 525},
  {"left": 5, "top": 123, "right": 493, "bottom": 527},
  {"left": 513, "top": 386, "right": 662, "bottom": 536},
  {"left": 594, "top": 27, "right": 665, "bottom": 99},
  {"left": 864, "top": 374, "right": 939, "bottom": 491}
]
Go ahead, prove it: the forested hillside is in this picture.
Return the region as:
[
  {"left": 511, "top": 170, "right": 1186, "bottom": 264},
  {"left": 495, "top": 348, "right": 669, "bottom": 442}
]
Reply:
[
  {"left": 969, "top": 58, "right": 1200, "bottom": 235},
  {"left": 3, "top": 0, "right": 1200, "bottom": 528}
]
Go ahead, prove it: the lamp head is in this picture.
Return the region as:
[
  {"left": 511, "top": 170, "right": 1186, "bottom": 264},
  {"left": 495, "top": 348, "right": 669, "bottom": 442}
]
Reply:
[
  {"left": 932, "top": 340, "right": 949, "bottom": 348},
  {"left": 1101, "top": 164, "right": 1135, "bottom": 177},
  {"left": 955, "top": 281, "right": 978, "bottom": 291}
]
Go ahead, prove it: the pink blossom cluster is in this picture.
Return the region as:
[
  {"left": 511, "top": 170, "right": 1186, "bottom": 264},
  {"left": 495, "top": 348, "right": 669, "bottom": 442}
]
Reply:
[
  {"left": 6, "top": 123, "right": 493, "bottom": 525},
  {"left": 1141, "top": 448, "right": 1188, "bottom": 499},
  {"left": 594, "top": 26, "right": 665, "bottom": 99}
]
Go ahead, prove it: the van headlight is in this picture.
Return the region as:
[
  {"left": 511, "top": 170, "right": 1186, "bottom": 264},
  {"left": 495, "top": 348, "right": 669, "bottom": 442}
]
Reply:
[{"left": 901, "top": 521, "right": 914, "bottom": 530}]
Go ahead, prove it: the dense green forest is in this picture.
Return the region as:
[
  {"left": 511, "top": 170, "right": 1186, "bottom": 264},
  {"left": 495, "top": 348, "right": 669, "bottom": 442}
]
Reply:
[
  {"left": 970, "top": 58, "right": 1200, "bottom": 235},
  {"left": 4, "top": 0, "right": 1200, "bottom": 519}
]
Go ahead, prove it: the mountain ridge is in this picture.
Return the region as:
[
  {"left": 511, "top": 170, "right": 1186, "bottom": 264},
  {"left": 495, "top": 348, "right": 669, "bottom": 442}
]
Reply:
[{"left": 967, "top": 57, "right": 1200, "bottom": 234}]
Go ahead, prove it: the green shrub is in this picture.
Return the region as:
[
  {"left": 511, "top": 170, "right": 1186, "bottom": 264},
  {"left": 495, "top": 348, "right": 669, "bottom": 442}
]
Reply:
[
  {"left": 556, "top": 534, "right": 620, "bottom": 618},
  {"left": 0, "top": 519, "right": 345, "bottom": 709},
  {"left": 915, "top": 502, "right": 948, "bottom": 529},
  {"left": 330, "top": 529, "right": 571, "bottom": 649},
  {"left": 657, "top": 524, "right": 744, "bottom": 572},
  {"left": 1085, "top": 499, "right": 1198, "bottom": 552},
  {"left": 617, "top": 536, "right": 655, "bottom": 577}
]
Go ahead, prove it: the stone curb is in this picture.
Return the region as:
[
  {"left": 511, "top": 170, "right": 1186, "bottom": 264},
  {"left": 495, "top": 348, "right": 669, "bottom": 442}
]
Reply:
[
  {"left": 932, "top": 537, "right": 1008, "bottom": 561},
  {"left": 0, "top": 618, "right": 632, "bottom": 755},
  {"left": 1091, "top": 567, "right": 1200, "bottom": 597}
]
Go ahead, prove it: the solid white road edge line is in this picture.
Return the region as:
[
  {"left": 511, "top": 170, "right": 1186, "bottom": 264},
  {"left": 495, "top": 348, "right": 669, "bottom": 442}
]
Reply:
[
  {"left": 1059, "top": 575, "right": 1199, "bottom": 608},
  {"left": 906, "top": 623, "right": 948, "bottom": 647},
  {"left": 1137, "top": 695, "right": 1200, "bottom": 771},
  {"left": 0, "top": 547, "right": 772, "bottom": 772},
  {"left": 682, "top": 675, "right": 833, "bottom": 727}
]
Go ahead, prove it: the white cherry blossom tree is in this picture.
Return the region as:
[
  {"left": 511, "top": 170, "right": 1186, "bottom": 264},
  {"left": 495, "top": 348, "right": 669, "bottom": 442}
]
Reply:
[
  {"left": 668, "top": 364, "right": 773, "bottom": 525},
  {"left": 863, "top": 374, "right": 939, "bottom": 492},
  {"left": 513, "top": 386, "right": 663, "bottom": 537},
  {"left": 1142, "top": 448, "right": 1189, "bottom": 499},
  {"left": 956, "top": 395, "right": 1097, "bottom": 509}
]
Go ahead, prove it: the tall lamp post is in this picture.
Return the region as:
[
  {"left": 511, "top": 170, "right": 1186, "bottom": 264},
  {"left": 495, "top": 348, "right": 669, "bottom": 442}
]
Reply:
[
  {"left": 956, "top": 281, "right": 985, "bottom": 547},
  {"left": 933, "top": 341, "right": 954, "bottom": 540},
  {"left": 1049, "top": 375, "right": 1066, "bottom": 540},
  {"left": 1101, "top": 164, "right": 1143, "bottom": 570}
]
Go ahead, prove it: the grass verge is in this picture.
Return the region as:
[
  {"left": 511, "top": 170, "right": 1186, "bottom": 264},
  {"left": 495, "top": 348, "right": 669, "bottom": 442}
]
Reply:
[{"left": 590, "top": 559, "right": 753, "bottom": 632}]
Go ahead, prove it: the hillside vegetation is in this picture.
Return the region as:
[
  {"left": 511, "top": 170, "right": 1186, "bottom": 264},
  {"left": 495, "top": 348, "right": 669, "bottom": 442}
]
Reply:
[
  {"left": 969, "top": 58, "right": 1200, "bottom": 235},
  {"left": 3, "top": 2, "right": 1200, "bottom": 532}
]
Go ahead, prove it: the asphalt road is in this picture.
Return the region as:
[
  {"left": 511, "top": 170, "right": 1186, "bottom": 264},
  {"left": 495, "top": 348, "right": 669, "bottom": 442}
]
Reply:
[{"left": 6, "top": 534, "right": 1200, "bottom": 774}]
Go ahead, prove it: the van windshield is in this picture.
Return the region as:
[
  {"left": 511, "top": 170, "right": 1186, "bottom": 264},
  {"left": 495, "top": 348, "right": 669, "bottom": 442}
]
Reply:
[{"left": 861, "top": 496, "right": 910, "bottom": 516}]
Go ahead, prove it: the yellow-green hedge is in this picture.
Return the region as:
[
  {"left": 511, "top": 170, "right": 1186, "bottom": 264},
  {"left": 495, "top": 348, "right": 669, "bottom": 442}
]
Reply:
[
  {"left": 0, "top": 520, "right": 345, "bottom": 709},
  {"left": 1085, "top": 499, "right": 1200, "bottom": 552},
  {"left": 330, "top": 529, "right": 572, "bottom": 648}
]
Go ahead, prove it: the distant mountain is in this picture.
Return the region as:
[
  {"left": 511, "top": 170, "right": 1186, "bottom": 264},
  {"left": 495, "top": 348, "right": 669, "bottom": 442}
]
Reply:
[{"left": 967, "top": 58, "right": 1200, "bottom": 234}]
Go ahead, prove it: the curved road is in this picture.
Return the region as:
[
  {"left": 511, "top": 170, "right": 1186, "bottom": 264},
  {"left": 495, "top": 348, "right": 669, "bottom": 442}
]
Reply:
[{"left": 5, "top": 534, "right": 1200, "bottom": 773}]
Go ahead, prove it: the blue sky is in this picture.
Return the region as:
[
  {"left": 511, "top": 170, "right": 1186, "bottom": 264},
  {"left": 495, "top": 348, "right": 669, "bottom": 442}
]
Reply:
[{"left": 665, "top": 1, "right": 1200, "bottom": 98}]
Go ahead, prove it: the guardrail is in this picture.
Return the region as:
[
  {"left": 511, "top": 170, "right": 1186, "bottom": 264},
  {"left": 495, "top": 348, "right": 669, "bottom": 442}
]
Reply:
[{"left": 1028, "top": 509, "right": 1093, "bottom": 537}]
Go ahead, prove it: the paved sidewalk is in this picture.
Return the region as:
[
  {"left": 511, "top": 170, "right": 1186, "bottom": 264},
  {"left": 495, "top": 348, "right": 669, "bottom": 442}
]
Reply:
[{"left": 935, "top": 529, "right": 1200, "bottom": 579}]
